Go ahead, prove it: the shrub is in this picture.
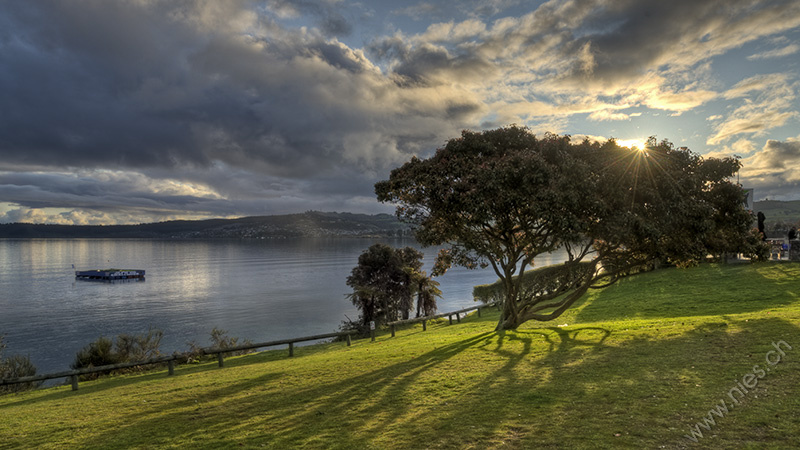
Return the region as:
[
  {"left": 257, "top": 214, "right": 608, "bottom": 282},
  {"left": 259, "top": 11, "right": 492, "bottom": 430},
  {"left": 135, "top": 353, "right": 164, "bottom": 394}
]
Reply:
[
  {"left": 1, "top": 334, "right": 41, "bottom": 394},
  {"left": 181, "top": 327, "right": 254, "bottom": 362},
  {"left": 115, "top": 327, "right": 163, "bottom": 362},
  {"left": 337, "top": 317, "right": 370, "bottom": 339},
  {"left": 1, "top": 354, "right": 41, "bottom": 394},
  {"left": 71, "top": 328, "right": 164, "bottom": 380},
  {"left": 208, "top": 327, "right": 253, "bottom": 357}
]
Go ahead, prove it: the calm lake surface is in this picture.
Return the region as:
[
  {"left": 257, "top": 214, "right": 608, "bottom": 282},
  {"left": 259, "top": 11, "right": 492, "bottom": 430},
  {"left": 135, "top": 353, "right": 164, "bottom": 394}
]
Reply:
[{"left": 0, "top": 238, "right": 567, "bottom": 376}]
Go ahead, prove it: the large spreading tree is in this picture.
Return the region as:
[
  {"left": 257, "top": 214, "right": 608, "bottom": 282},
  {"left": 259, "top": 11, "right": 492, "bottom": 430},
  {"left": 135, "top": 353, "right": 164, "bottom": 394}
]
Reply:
[{"left": 376, "top": 126, "right": 764, "bottom": 330}]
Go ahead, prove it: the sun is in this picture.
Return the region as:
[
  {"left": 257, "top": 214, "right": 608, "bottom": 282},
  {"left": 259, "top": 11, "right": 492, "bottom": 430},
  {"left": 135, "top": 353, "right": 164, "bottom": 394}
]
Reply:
[{"left": 615, "top": 138, "right": 648, "bottom": 152}]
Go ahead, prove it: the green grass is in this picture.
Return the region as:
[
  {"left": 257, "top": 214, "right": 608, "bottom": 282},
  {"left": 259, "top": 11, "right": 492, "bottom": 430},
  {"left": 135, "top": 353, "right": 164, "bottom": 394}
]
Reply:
[{"left": 2, "top": 263, "right": 800, "bottom": 449}]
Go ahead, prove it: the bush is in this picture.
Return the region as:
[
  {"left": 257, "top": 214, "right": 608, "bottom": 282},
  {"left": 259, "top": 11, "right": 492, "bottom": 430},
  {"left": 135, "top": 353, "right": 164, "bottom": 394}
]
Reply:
[
  {"left": 1, "top": 334, "right": 41, "bottom": 394},
  {"left": 337, "top": 318, "right": 370, "bottom": 339},
  {"left": 115, "top": 327, "right": 163, "bottom": 362},
  {"left": 181, "top": 327, "right": 254, "bottom": 362},
  {"left": 1, "top": 354, "right": 41, "bottom": 394},
  {"left": 208, "top": 327, "right": 253, "bottom": 357},
  {"left": 71, "top": 328, "right": 164, "bottom": 380}
]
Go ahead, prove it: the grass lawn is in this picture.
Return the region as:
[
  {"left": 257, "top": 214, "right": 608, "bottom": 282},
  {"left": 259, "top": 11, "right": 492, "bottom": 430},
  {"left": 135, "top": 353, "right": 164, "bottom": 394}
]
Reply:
[{"left": 1, "top": 262, "right": 799, "bottom": 449}]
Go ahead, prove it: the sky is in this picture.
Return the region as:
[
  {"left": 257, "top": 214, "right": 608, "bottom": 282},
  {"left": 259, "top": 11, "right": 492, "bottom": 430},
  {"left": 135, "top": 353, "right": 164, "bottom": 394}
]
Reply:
[{"left": 1, "top": 0, "right": 799, "bottom": 225}]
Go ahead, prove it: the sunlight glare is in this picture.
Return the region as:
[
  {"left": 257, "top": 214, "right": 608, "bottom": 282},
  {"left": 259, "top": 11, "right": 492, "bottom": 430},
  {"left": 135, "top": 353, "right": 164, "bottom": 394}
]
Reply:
[{"left": 616, "top": 138, "right": 648, "bottom": 152}]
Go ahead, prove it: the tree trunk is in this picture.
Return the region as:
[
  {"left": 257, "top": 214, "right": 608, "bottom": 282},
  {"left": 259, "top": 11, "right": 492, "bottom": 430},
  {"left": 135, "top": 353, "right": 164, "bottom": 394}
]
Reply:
[{"left": 495, "top": 275, "right": 520, "bottom": 331}]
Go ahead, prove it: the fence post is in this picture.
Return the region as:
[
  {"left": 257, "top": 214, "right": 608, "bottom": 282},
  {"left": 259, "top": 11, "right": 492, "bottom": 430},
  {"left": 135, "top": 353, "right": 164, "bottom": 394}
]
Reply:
[
  {"left": 448, "top": 315, "right": 453, "bottom": 325},
  {"left": 477, "top": 307, "right": 482, "bottom": 318},
  {"left": 346, "top": 333, "right": 352, "bottom": 346},
  {"left": 71, "top": 375, "right": 79, "bottom": 391},
  {"left": 422, "top": 320, "right": 427, "bottom": 331},
  {"left": 289, "top": 342, "right": 294, "bottom": 357},
  {"left": 391, "top": 324, "right": 396, "bottom": 337},
  {"left": 217, "top": 353, "right": 224, "bottom": 368},
  {"left": 168, "top": 359, "right": 175, "bottom": 376},
  {"left": 456, "top": 313, "right": 461, "bottom": 323}
]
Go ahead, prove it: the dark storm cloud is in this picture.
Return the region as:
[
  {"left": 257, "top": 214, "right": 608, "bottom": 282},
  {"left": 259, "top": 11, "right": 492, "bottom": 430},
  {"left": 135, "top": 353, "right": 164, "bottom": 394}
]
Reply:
[
  {"left": 752, "top": 139, "right": 800, "bottom": 170},
  {"left": 368, "top": 37, "right": 496, "bottom": 86},
  {"left": 0, "top": 1, "right": 477, "bottom": 177},
  {"left": 736, "top": 138, "right": 800, "bottom": 202},
  {"left": 562, "top": 0, "right": 800, "bottom": 84}
]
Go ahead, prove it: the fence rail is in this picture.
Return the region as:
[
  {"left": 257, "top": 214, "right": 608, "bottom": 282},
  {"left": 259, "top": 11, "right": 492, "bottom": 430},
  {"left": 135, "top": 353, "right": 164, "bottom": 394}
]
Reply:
[
  {"left": 1, "top": 330, "right": 357, "bottom": 391},
  {"left": 201, "top": 331, "right": 357, "bottom": 368},
  {"left": 1, "top": 303, "right": 497, "bottom": 392},
  {"left": 387, "top": 302, "right": 498, "bottom": 336}
]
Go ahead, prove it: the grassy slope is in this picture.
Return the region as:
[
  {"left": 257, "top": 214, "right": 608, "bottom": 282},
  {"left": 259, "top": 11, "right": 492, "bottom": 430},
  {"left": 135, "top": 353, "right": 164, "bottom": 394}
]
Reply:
[{"left": 2, "top": 263, "right": 800, "bottom": 449}]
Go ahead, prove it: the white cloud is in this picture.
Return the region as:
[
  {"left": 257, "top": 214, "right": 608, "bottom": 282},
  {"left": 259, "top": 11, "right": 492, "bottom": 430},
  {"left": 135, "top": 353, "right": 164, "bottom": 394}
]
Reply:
[
  {"left": 708, "top": 74, "right": 799, "bottom": 145},
  {"left": 747, "top": 43, "right": 800, "bottom": 60},
  {"left": 588, "top": 110, "right": 630, "bottom": 121}
]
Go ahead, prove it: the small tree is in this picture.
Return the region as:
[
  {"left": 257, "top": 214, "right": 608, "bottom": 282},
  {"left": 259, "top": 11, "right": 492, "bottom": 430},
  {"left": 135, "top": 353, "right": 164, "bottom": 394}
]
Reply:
[{"left": 346, "top": 244, "right": 439, "bottom": 330}]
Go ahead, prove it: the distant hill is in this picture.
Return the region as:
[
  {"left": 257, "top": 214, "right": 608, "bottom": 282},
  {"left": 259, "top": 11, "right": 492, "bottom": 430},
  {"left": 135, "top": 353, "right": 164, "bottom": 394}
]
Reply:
[
  {"left": 754, "top": 200, "right": 800, "bottom": 225},
  {"left": 0, "top": 211, "right": 410, "bottom": 239}
]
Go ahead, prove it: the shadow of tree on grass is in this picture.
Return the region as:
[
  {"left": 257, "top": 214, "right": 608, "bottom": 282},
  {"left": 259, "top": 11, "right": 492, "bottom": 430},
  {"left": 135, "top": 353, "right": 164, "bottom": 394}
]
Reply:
[{"left": 13, "top": 317, "right": 799, "bottom": 449}]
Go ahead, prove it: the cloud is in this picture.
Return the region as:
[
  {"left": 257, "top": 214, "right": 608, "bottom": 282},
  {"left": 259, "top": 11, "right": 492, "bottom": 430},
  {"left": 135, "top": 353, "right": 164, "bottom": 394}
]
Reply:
[
  {"left": 0, "top": 1, "right": 488, "bottom": 223},
  {"left": 392, "top": 3, "right": 441, "bottom": 21},
  {"left": 1, "top": 0, "right": 800, "bottom": 223},
  {"left": 373, "top": 0, "right": 799, "bottom": 127},
  {"left": 0, "top": 164, "right": 394, "bottom": 224},
  {"left": 708, "top": 74, "right": 798, "bottom": 145},
  {"left": 265, "top": 0, "right": 354, "bottom": 37},
  {"left": 747, "top": 43, "right": 800, "bottom": 60},
  {"left": 745, "top": 138, "right": 800, "bottom": 172},
  {"left": 732, "top": 137, "right": 800, "bottom": 200},
  {"left": 588, "top": 110, "right": 630, "bottom": 122}
]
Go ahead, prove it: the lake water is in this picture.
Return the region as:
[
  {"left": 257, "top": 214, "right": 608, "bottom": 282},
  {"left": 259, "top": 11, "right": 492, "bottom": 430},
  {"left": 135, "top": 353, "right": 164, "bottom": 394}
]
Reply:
[{"left": 0, "top": 238, "right": 567, "bottom": 377}]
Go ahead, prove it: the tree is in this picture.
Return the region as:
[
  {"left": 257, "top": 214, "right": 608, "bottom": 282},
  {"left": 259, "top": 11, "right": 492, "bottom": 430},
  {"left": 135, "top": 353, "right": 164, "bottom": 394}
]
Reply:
[
  {"left": 346, "top": 244, "right": 439, "bottom": 330},
  {"left": 376, "top": 126, "right": 762, "bottom": 330}
]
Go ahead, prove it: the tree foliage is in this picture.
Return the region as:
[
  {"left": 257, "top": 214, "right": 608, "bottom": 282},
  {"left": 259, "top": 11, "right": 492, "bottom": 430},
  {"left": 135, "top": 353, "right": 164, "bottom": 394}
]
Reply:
[
  {"left": 376, "top": 126, "right": 766, "bottom": 330},
  {"left": 345, "top": 244, "right": 440, "bottom": 332}
]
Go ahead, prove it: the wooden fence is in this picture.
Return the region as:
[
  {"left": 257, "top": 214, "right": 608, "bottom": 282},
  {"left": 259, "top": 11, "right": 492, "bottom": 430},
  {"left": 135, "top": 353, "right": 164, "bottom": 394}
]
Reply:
[
  {"left": 386, "top": 302, "right": 498, "bottom": 337},
  {"left": 1, "top": 302, "right": 498, "bottom": 392},
  {"left": 1, "top": 330, "right": 357, "bottom": 391}
]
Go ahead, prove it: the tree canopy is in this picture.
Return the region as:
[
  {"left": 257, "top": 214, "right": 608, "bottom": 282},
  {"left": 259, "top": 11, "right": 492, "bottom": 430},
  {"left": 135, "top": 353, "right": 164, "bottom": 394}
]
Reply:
[{"left": 376, "top": 126, "right": 765, "bottom": 330}]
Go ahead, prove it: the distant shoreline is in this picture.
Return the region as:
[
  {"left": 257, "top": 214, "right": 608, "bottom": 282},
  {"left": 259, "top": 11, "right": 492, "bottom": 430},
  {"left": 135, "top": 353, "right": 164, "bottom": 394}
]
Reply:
[{"left": 0, "top": 211, "right": 411, "bottom": 239}]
